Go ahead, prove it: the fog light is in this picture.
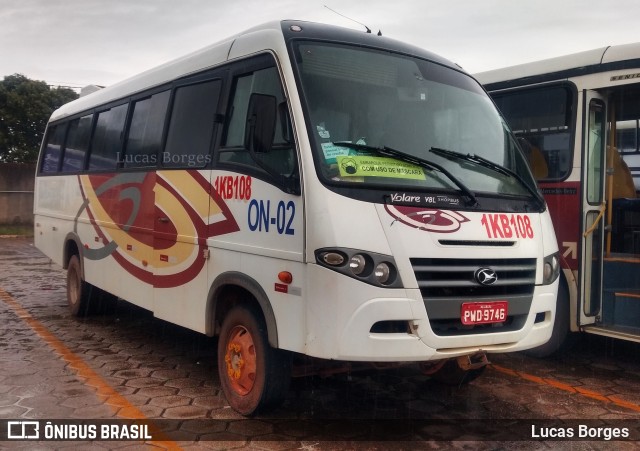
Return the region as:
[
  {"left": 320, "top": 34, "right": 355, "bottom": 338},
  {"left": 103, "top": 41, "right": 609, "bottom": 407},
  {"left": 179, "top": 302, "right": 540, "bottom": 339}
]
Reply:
[
  {"left": 374, "top": 262, "right": 391, "bottom": 284},
  {"left": 349, "top": 254, "right": 367, "bottom": 275}
]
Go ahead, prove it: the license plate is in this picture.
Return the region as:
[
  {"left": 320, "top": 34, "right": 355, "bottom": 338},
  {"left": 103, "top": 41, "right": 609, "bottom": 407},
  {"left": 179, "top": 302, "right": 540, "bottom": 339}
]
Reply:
[{"left": 461, "top": 301, "right": 508, "bottom": 325}]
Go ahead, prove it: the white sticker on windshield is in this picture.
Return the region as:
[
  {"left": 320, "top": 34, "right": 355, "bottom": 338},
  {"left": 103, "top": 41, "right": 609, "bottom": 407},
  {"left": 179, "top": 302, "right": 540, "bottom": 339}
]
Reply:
[
  {"left": 321, "top": 143, "right": 350, "bottom": 164},
  {"left": 317, "top": 124, "right": 331, "bottom": 139}
]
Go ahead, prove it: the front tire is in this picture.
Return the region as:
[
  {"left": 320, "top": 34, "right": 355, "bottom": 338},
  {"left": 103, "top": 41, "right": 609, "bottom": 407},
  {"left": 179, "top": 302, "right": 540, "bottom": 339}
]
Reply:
[{"left": 217, "top": 304, "right": 291, "bottom": 416}]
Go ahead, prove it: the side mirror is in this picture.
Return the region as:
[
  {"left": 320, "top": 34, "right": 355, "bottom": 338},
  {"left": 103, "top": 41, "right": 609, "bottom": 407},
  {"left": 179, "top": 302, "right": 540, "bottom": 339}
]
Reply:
[{"left": 245, "top": 93, "right": 277, "bottom": 153}]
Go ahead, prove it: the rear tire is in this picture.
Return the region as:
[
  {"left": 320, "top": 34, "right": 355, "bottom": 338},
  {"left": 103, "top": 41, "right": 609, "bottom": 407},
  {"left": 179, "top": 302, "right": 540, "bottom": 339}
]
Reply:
[
  {"left": 66, "top": 255, "right": 94, "bottom": 317},
  {"left": 217, "top": 304, "right": 291, "bottom": 416}
]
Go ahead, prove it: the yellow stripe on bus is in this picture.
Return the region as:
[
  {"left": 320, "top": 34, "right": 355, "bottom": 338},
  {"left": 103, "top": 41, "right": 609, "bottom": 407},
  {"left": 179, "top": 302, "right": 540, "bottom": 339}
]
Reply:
[{"left": 157, "top": 171, "right": 216, "bottom": 219}]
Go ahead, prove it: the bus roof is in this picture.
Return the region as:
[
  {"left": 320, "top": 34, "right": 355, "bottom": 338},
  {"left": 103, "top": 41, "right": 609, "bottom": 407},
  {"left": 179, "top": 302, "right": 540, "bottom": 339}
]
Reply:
[
  {"left": 49, "top": 20, "right": 459, "bottom": 123},
  {"left": 476, "top": 42, "right": 640, "bottom": 90}
]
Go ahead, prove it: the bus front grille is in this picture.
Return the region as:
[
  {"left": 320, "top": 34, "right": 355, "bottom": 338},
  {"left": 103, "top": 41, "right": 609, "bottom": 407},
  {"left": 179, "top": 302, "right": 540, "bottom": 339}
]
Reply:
[{"left": 410, "top": 257, "right": 536, "bottom": 336}]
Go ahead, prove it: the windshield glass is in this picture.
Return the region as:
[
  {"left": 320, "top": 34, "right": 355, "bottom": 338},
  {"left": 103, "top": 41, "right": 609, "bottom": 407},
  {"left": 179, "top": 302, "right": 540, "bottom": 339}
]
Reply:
[{"left": 293, "top": 41, "right": 536, "bottom": 198}]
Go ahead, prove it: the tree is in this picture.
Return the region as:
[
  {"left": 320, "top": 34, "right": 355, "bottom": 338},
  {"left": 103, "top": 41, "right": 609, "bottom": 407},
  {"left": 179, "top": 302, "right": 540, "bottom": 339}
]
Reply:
[{"left": 0, "top": 74, "right": 78, "bottom": 163}]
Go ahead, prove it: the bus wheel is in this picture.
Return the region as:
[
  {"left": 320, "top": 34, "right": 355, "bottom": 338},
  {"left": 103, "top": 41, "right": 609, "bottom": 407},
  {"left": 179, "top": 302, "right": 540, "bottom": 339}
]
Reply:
[
  {"left": 217, "top": 305, "right": 291, "bottom": 416},
  {"left": 66, "top": 255, "right": 93, "bottom": 317},
  {"left": 429, "top": 357, "right": 487, "bottom": 386}
]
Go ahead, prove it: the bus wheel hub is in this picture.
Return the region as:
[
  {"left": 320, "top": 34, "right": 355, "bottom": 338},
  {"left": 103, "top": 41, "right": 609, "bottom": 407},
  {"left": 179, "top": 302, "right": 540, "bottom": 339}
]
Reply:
[
  {"left": 223, "top": 326, "right": 257, "bottom": 395},
  {"left": 225, "top": 343, "right": 244, "bottom": 379}
]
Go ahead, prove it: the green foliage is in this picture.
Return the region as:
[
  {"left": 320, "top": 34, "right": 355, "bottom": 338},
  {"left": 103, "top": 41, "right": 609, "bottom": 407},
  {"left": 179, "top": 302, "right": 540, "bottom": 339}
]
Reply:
[
  {"left": 0, "top": 74, "right": 78, "bottom": 163},
  {"left": 0, "top": 224, "right": 33, "bottom": 237}
]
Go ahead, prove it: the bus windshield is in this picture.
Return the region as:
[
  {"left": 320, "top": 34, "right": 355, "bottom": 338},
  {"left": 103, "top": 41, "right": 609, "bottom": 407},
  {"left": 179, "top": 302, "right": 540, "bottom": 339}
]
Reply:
[{"left": 294, "top": 41, "right": 536, "bottom": 199}]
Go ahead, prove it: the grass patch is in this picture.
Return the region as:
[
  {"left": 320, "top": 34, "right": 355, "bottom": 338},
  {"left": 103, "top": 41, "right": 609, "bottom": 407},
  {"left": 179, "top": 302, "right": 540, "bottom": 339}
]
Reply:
[{"left": 0, "top": 224, "right": 34, "bottom": 237}]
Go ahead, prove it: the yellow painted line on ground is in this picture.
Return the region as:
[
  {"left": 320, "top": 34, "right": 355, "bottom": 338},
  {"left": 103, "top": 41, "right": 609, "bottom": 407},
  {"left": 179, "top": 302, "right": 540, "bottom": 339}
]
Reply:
[
  {"left": 0, "top": 287, "right": 182, "bottom": 449},
  {"left": 490, "top": 364, "right": 640, "bottom": 413}
]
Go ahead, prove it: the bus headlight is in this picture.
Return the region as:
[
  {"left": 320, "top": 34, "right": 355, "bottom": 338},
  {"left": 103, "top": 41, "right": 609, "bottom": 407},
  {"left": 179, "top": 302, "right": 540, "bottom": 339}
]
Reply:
[
  {"left": 349, "top": 254, "right": 369, "bottom": 276},
  {"left": 315, "top": 247, "right": 403, "bottom": 288},
  {"left": 374, "top": 262, "right": 393, "bottom": 285},
  {"left": 543, "top": 252, "right": 560, "bottom": 285}
]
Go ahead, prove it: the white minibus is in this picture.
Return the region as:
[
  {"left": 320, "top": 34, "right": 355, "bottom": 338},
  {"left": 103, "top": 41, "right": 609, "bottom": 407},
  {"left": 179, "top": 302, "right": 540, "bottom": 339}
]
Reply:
[{"left": 35, "top": 20, "right": 559, "bottom": 414}]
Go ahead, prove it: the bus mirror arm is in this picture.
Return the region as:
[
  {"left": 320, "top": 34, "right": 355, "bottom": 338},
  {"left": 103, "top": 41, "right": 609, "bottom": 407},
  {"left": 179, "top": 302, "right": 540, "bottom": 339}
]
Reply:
[
  {"left": 278, "top": 101, "right": 292, "bottom": 144},
  {"left": 244, "top": 93, "right": 277, "bottom": 154}
]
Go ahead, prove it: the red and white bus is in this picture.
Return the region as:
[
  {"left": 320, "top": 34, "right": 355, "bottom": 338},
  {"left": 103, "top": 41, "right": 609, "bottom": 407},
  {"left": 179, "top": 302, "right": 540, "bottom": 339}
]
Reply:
[
  {"left": 477, "top": 43, "right": 640, "bottom": 356},
  {"left": 35, "top": 20, "right": 560, "bottom": 414}
]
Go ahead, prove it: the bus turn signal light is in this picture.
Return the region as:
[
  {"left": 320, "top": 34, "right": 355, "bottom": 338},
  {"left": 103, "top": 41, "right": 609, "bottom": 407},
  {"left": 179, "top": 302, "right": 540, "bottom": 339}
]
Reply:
[{"left": 278, "top": 271, "right": 293, "bottom": 284}]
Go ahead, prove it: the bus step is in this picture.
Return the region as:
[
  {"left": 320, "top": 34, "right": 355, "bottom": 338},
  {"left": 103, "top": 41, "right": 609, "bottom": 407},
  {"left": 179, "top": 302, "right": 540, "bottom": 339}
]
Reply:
[{"left": 612, "top": 290, "right": 640, "bottom": 328}]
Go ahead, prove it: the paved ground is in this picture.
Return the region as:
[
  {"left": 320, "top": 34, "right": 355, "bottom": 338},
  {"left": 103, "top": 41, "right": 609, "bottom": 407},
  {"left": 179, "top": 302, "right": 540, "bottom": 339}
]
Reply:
[{"left": 1, "top": 237, "right": 640, "bottom": 450}]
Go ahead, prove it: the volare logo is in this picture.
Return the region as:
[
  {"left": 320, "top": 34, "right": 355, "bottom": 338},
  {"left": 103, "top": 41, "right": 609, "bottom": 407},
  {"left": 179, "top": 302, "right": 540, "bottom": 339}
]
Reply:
[{"left": 385, "top": 205, "right": 469, "bottom": 233}]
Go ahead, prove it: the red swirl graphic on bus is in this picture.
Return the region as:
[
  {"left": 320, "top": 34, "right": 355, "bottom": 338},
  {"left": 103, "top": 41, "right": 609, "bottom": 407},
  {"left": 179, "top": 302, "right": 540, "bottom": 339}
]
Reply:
[
  {"left": 78, "top": 171, "right": 239, "bottom": 288},
  {"left": 384, "top": 205, "right": 469, "bottom": 233}
]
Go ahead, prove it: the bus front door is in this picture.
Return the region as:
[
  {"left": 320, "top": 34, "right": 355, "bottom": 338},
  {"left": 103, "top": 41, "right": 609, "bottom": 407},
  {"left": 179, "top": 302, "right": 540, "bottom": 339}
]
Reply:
[{"left": 579, "top": 92, "right": 606, "bottom": 326}]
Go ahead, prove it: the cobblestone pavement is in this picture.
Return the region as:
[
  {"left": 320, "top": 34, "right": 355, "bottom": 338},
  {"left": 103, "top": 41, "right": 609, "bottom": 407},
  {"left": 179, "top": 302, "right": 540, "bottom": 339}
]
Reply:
[{"left": 1, "top": 237, "right": 640, "bottom": 450}]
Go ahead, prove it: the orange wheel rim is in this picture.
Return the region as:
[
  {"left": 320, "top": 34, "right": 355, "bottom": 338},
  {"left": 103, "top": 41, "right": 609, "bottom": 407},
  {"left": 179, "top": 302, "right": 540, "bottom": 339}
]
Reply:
[{"left": 224, "top": 325, "right": 257, "bottom": 395}]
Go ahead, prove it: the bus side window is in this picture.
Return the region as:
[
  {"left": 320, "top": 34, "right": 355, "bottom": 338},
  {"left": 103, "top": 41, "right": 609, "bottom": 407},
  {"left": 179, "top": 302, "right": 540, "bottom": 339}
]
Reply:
[
  {"left": 61, "top": 114, "right": 93, "bottom": 173},
  {"left": 88, "top": 104, "right": 128, "bottom": 171},
  {"left": 219, "top": 64, "right": 297, "bottom": 190},
  {"left": 124, "top": 91, "right": 170, "bottom": 168},
  {"left": 616, "top": 120, "right": 640, "bottom": 192},
  {"left": 586, "top": 100, "right": 606, "bottom": 204},
  {"left": 163, "top": 80, "right": 221, "bottom": 169},
  {"left": 40, "top": 124, "right": 67, "bottom": 173},
  {"left": 493, "top": 85, "right": 573, "bottom": 181}
]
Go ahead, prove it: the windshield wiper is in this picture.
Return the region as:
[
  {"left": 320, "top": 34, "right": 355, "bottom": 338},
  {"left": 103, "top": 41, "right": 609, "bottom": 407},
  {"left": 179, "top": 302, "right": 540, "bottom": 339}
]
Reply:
[
  {"left": 429, "top": 147, "right": 545, "bottom": 207},
  {"left": 332, "top": 141, "right": 478, "bottom": 206}
]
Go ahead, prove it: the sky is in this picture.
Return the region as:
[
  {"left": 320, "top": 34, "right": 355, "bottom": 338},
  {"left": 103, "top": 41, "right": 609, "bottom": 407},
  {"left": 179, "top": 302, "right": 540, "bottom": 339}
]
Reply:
[{"left": 1, "top": 0, "right": 640, "bottom": 90}]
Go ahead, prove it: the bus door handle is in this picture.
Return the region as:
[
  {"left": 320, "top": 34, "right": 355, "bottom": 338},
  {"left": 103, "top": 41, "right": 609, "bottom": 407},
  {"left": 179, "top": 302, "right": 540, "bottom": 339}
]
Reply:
[
  {"left": 583, "top": 203, "right": 606, "bottom": 238},
  {"left": 158, "top": 217, "right": 170, "bottom": 223}
]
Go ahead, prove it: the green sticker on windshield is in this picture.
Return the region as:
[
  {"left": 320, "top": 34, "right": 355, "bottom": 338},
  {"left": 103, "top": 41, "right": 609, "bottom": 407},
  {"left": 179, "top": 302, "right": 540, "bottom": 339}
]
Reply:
[{"left": 336, "top": 156, "right": 426, "bottom": 180}]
